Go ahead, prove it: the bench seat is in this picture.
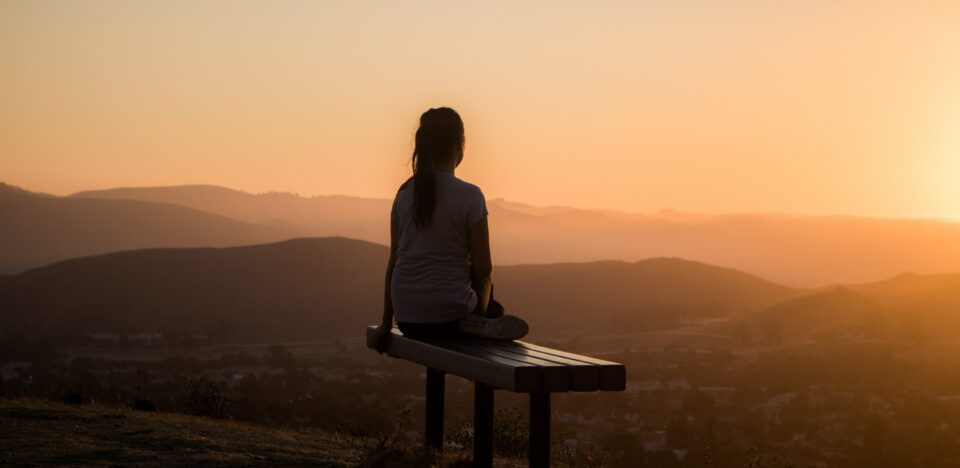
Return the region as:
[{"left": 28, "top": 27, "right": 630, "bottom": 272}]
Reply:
[{"left": 365, "top": 326, "right": 625, "bottom": 392}]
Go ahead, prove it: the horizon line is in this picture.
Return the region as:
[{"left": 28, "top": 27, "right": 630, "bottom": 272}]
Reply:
[{"left": 6, "top": 180, "right": 960, "bottom": 224}]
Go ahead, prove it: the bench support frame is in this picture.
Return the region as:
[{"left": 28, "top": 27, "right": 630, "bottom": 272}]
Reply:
[
  {"left": 425, "top": 368, "right": 445, "bottom": 451},
  {"left": 423, "top": 366, "right": 552, "bottom": 468},
  {"left": 367, "top": 328, "right": 624, "bottom": 468},
  {"left": 529, "top": 392, "right": 550, "bottom": 468},
  {"left": 474, "top": 382, "right": 494, "bottom": 467}
]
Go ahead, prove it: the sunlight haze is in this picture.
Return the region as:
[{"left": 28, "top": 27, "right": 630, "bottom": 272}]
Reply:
[{"left": 2, "top": 0, "right": 959, "bottom": 218}]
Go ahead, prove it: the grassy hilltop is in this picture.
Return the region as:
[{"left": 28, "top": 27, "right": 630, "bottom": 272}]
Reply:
[
  {"left": 0, "top": 398, "right": 366, "bottom": 466},
  {"left": 0, "top": 398, "right": 534, "bottom": 467}
]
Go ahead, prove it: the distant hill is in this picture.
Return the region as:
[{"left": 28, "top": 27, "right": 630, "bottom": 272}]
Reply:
[
  {"left": 0, "top": 238, "right": 804, "bottom": 340},
  {"left": 0, "top": 184, "right": 297, "bottom": 274},
  {"left": 853, "top": 272, "right": 960, "bottom": 340},
  {"left": 0, "top": 238, "right": 384, "bottom": 340},
  {"left": 73, "top": 184, "right": 960, "bottom": 287},
  {"left": 734, "top": 288, "right": 887, "bottom": 343},
  {"left": 728, "top": 272, "right": 960, "bottom": 344},
  {"left": 495, "top": 258, "right": 804, "bottom": 332},
  {"left": 73, "top": 185, "right": 388, "bottom": 245},
  {"left": 850, "top": 272, "right": 960, "bottom": 300},
  {"left": 0, "top": 182, "right": 53, "bottom": 198}
]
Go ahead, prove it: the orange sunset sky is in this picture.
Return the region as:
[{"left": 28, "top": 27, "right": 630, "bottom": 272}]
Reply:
[{"left": 1, "top": 1, "right": 958, "bottom": 218}]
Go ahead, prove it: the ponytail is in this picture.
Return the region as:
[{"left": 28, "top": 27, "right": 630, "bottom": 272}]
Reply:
[{"left": 411, "top": 107, "right": 464, "bottom": 229}]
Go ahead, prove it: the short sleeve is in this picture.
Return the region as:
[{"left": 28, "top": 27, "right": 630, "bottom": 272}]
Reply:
[
  {"left": 390, "top": 194, "right": 399, "bottom": 232},
  {"left": 390, "top": 181, "right": 407, "bottom": 238},
  {"left": 465, "top": 186, "right": 488, "bottom": 227}
]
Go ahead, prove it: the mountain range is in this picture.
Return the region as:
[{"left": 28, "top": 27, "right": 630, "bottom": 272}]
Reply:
[
  {"left": 0, "top": 237, "right": 805, "bottom": 340},
  {"left": 0, "top": 183, "right": 295, "bottom": 274},
  {"left": 2, "top": 236, "right": 959, "bottom": 343},
  {"left": 69, "top": 183, "right": 960, "bottom": 287},
  {"left": 3, "top": 179, "right": 960, "bottom": 343}
]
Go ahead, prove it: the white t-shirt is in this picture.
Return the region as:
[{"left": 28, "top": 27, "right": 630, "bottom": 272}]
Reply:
[{"left": 390, "top": 172, "right": 488, "bottom": 323}]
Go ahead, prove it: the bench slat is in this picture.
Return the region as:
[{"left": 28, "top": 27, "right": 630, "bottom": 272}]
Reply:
[
  {"left": 513, "top": 341, "right": 623, "bottom": 366},
  {"left": 368, "top": 327, "right": 540, "bottom": 391},
  {"left": 507, "top": 341, "right": 627, "bottom": 391},
  {"left": 482, "top": 342, "right": 602, "bottom": 392},
  {"left": 436, "top": 339, "right": 572, "bottom": 392}
]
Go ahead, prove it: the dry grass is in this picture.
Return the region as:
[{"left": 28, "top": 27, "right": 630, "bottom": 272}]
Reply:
[
  {"left": 1, "top": 397, "right": 364, "bottom": 466},
  {"left": 0, "top": 397, "right": 529, "bottom": 467}
]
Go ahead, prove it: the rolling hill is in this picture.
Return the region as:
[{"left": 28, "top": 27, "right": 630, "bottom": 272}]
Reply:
[
  {"left": 73, "top": 184, "right": 960, "bottom": 287},
  {"left": 495, "top": 258, "right": 804, "bottom": 332},
  {"left": 0, "top": 238, "right": 385, "bottom": 340},
  {"left": 0, "top": 184, "right": 297, "bottom": 274},
  {"left": 851, "top": 272, "right": 960, "bottom": 301},
  {"left": 732, "top": 287, "right": 888, "bottom": 343},
  {"left": 727, "top": 272, "right": 960, "bottom": 345},
  {"left": 0, "top": 238, "right": 806, "bottom": 340}
]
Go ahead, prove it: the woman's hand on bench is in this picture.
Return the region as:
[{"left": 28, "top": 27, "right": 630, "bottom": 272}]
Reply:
[{"left": 372, "top": 324, "right": 392, "bottom": 354}]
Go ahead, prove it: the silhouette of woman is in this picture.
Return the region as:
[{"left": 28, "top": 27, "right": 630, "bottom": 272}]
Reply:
[{"left": 373, "top": 107, "right": 527, "bottom": 351}]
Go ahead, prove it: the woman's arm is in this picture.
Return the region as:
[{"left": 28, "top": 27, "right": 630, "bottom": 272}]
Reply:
[
  {"left": 373, "top": 207, "right": 400, "bottom": 352},
  {"left": 382, "top": 252, "right": 397, "bottom": 328},
  {"left": 469, "top": 216, "right": 493, "bottom": 315}
]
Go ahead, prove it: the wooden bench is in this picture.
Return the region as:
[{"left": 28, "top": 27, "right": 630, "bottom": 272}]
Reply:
[{"left": 366, "top": 326, "right": 626, "bottom": 468}]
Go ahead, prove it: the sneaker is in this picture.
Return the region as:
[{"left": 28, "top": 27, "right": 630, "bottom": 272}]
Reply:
[{"left": 460, "top": 314, "right": 529, "bottom": 341}]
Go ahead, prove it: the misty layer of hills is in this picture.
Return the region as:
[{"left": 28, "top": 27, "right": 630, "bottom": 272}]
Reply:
[
  {"left": 69, "top": 184, "right": 960, "bottom": 286},
  {"left": 4, "top": 181, "right": 960, "bottom": 286},
  {"left": 0, "top": 183, "right": 295, "bottom": 274}
]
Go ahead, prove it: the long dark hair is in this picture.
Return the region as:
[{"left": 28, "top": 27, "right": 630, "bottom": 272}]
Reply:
[{"left": 411, "top": 107, "right": 465, "bottom": 229}]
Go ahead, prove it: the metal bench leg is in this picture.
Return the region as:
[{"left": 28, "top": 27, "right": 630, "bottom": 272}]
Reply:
[
  {"left": 529, "top": 392, "right": 550, "bottom": 468},
  {"left": 425, "top": 368, "right": 445, "bottom": 451},
  {"left": 474, "top": 382, "right": 494, "bottom": 468}
]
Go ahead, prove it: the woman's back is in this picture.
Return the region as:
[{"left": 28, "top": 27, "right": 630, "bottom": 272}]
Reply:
[
  {"left": 390, "top": 172, "right": 487, "bottom": 323},
  {"left": 372, "top": 106, "right": 526, "bottom": 349}
]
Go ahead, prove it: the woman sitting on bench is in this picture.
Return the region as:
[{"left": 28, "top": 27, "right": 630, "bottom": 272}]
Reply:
[{"left": 372, "top": 107, "right": 528, "bottom": 350}]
